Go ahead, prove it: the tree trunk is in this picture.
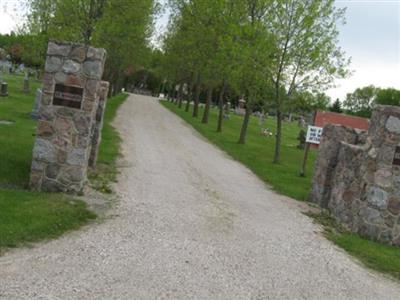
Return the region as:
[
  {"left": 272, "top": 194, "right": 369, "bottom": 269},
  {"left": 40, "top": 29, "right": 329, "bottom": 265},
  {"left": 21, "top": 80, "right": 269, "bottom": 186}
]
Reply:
[
  {"left": 238, "top": 105, "right": 251, "bottom": 144},
  {"left": 185, "top": 80, "right": 195, "bottom": 112},
  {"left": 202, "top": 86, "right": 213, "bottom": 124},
  {"left": 217, "top": 81, "right": 226, "bottom": 132},
  {"left": 177, "top": 83, "right": 184, "bottom": 108},
  {"left": 192, "top": 82, "right": 201, "bottom": 118},
  {"left": 273, "top": 109, "right": 282, "bottom": 163}
]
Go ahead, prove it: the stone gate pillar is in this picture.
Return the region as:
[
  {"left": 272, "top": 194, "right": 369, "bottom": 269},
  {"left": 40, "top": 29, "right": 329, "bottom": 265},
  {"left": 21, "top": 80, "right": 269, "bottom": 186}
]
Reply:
[
  {"left": 29, "top": 41, "right": 106, "bottom": 193},
  {"left": 89, "top": 80, "right": 110, "bottom": 167}
]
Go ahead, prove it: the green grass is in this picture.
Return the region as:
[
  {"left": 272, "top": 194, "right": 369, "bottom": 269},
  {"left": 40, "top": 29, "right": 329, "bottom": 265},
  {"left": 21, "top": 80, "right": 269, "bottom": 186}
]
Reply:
[
  {"left": 0, "top": 74, "right": 126, "bottom": 253},
  {"left": 0, "top": 190, "right": 95, "bottom": 253},
  {"left": 0, "top": 74, "right": 41, "bottom": 188},
  {"left": 161, "top": 101, "right": 316, "bottom": 201},
  {"left": 88, "top": 93, "right": 129, "bottom": 193},
  {"left": 164, "top": 100, "right": 400, "bottom": 280},
  {"left": 308, "top": 212, "right": 400, "bottom": 280}
]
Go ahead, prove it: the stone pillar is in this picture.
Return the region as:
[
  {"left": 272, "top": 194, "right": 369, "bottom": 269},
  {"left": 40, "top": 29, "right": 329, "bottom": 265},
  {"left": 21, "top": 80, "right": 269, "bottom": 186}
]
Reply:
[
  {"left": 355, "top": 106, "right": 400, "bottom": 244},
  {"left": 89, "top": 80, "right": 109, "bottom": 167},
  {"left": 311, "top": 105, "right": 400, "bottom": 246},
  {"left": 310, "top": 124, "right": 364, "bottom": 208},
  {"left": 29, "top": 41, "right": 106, "bottom": 194}
]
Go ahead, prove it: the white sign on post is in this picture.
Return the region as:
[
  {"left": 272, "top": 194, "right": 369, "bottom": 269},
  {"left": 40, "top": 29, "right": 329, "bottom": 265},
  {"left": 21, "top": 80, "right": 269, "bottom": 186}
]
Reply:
[{"left": 306, "top": 125, "right": 323, "bottom": 144}]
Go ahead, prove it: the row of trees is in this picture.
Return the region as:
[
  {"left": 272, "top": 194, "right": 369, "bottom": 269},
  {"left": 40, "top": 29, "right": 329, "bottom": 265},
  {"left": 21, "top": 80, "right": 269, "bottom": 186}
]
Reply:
[
  {"left": 158, "top": 0, "right": 349, "bottom": 163},
  {"left": 0, "top": 0, "right": 159, "bottom": 94},
  {"left": 343, "top": 86, "right": 400, "bottom": 117}
]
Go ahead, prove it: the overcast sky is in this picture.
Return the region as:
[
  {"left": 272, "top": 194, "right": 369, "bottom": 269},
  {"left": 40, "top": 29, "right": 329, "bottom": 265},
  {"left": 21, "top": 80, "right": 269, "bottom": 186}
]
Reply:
[{"left": 1, "top": 0, "right": 399, "bottom": 102}]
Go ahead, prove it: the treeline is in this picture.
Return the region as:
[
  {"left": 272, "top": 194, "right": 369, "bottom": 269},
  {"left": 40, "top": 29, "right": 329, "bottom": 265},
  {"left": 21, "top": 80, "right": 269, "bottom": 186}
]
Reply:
[
  {"left": 0, "top": 0, "right": 158, "bottom": 95},
  {"left": 343, "top": 85, "right": 400, "bottom": 118},
  {"left": 158, "top": 0, "right": 350, "bottom": 163}
]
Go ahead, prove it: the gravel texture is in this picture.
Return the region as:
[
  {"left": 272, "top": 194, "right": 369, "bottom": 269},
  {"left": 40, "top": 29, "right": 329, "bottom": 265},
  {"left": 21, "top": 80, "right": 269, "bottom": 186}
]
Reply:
[{"left": 1, "top": 94, "right": 400, "bottom": 299}]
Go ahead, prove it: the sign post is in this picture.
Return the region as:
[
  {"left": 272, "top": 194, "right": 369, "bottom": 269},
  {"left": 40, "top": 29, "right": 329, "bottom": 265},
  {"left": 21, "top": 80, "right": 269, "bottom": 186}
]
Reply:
[{"left": 299, "top": 112, "right": 321, "bottom": 177}]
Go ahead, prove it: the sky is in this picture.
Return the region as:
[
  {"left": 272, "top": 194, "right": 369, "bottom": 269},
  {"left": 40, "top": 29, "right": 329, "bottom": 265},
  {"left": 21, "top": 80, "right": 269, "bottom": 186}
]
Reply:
[{"left": 0, "top": 0, "right": 399, "bottom": 102}]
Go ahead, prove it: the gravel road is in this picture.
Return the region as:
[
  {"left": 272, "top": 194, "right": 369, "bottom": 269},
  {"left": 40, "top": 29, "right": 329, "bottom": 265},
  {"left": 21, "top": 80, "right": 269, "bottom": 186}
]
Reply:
[{"left": 1, "top": 94, "right": 399, "bottom": 299}]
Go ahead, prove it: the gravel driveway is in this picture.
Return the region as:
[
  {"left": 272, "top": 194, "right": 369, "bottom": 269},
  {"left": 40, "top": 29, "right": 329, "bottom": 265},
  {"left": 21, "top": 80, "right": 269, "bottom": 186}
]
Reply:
[{"left": 1, "top": 94, "right": 399, "bottom": 299}]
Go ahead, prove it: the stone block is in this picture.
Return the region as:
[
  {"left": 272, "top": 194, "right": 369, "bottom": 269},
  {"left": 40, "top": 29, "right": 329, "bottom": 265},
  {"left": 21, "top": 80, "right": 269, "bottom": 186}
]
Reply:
[
  {"left": 62, "top": 59, "right": 81, "bottom": 74},
  {"left": 366, "top": 187, "right": 388, "bottom": 210},
  {"left": 45, "top": 56, "right": 63, "bottom": 73},
  {"left": 385, "top": 116, "right": 400, "bottom": 134},
  {"left": 388, "top": 197, "right": 400, "bottom": 215},
  {"left": 45, "top": 163, "right": 60, "bottom": 179},
  {"left": 87, "top": 47, "right": 106, "bottom": 61},
  {"left": 73, "top": 115, "right": 90, "bottom": 135},
  {"left": 37, "top": 120, "right": 54, "bottom": 138},
  {"left": 70, "top": 46, "right": 87, "bottom": 62},
  {"left": 32, "top": 138, "right": 56, "bottom": 163},
  {"left": 67, "top": 148, "right": 86, "bottom": 166},
  {"left": 83, "top": 61, "right": 103, "bottom": 79},
  {"left": 47, "top": 42, "right": 71, "bottom": 57}
]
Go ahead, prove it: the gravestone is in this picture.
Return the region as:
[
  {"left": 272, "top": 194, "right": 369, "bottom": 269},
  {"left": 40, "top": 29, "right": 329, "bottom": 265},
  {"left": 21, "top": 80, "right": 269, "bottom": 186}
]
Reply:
[
  {"left": 297, "top": 130, "right": 306, "bottom": 149},
  {"left": 235, "top": 99, "right": 246, "bottom": 115},
  {"left": 30, "top": 88, "right": 43, "bottom": 119},
  {"left": 0, "top": 82, "right": 8, "bottom": 97},
  {"left": 29, "top": 41, "right": 106, "bottom": 194},
  {"left": 23, "top": 73, "right": 30, "bottom": 94},
  {"left": 224, "top": 101, "right": 230, "bottom": 119},
  {"left": 89, "top": 81, "right": 109, "bottom": 167}
]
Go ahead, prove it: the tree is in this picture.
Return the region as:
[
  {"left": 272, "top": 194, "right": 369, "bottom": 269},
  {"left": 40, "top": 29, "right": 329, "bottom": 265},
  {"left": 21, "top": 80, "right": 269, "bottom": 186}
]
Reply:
[
  {"left": 25, "top": 0, "right": 157, "bottom": 91},
  {"left": 343, "top": 85, "right": 377, "bottom": 117},
  {"left": 330, "top": 98, "right": 343, "bottom": 113},
  {"left": 266, "top": 0, "right": 350, "bottom": 163},
  {"left": 233, "top": 0, "right": 275, "bottom": 144},
  {"left": 375, "top": 88, "right": 400, "bottom": 107}
]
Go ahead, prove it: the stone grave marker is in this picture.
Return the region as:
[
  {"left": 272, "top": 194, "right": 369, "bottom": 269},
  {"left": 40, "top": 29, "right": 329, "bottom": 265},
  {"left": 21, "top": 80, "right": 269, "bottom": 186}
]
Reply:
[
  {"left": 0, "top": 82, "right": 8, "bottom": 97},
  {"left": 23, "top": 72, "right": 30, "bottom": 94},
  {"left": 30, "top": 88, "right": 43, "bottom": 119},
  {"left": 29, "top": 41, "right": 106, "bottom": 193}
]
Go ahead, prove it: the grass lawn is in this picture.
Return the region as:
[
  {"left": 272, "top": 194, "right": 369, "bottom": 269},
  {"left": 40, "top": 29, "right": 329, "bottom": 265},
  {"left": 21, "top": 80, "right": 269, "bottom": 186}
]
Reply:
[
  {"left": 161, "top": 100, "right": 316, "bottom": 201},
  {"left": 309, "top": 212, "right": 400, "bottom": 280},
  {"left": 163, "top": 100, "right": 400, "bottom": 281},
  {"left": 0, "top": 73, "right": 126, "bottom": 254}
]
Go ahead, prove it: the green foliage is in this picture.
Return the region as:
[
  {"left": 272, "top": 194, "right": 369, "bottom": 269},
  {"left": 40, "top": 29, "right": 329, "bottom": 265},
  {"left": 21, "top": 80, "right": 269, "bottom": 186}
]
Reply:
[
  {"left": 162, "top": 101, "right": 316, "bottom": 201},
  {"left": 293, "top": 91, "right": 331, "bottom": 112},
  {"left": 329, "top": 98, "right": 343, "bottom": 113},
  {"left": 376, "top": 88, "right": 400, "bottom": 107},
  {"left": 24, "top": 0, "right": 157, "bottom": 88},
  {"left": 343, "top": 85, "right": 378, "bottom": 117}
]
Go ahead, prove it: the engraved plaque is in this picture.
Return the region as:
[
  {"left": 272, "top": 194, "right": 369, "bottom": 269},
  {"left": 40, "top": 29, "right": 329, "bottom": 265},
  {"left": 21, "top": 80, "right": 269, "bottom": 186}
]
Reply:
[
  {"left": 393, "top": 146, "right": 400, "bottom": 166},
  {"left": 53, "top": 84, "right": 83, "bottom": 109}
]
